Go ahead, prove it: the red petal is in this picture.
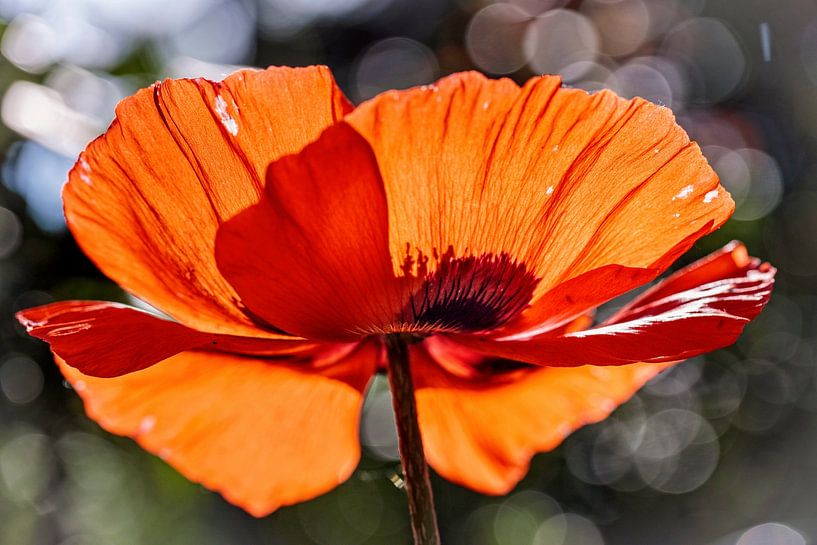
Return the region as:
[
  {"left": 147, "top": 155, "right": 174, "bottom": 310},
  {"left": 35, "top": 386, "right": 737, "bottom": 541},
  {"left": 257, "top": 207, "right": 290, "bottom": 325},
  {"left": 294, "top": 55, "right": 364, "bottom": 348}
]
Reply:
[
  {"left": 56, "top": 341, "right": 377, "bottom": 516},
  {"left": 498, "top": 222, "right": 715, "bottom": 338},
  {"left": 453, "top": 245, "right": 775, "bottom": 366},
  {"left": 609, "top": 240, "right": 753, "bottom": 318},
  {"left": 215, "top": 123, "right": 404, "bottom": 341},
  {"left": 497, "top": 264, "right": 656, "bottom": 339},
  {"left": 17, "top": 301, "right": 312, "bottom": 377}
]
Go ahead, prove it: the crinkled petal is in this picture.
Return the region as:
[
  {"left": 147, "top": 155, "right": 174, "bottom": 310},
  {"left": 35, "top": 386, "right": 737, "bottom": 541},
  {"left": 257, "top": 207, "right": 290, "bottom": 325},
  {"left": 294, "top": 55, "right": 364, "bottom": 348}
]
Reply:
[
  {"left": 453, "top": 245, "right": 774, "bottom": 366},
  {"left": 498, "top": 223, "right": 715, "bottom": 338},
  {"left": 16, "top": 301, "right": 313, "bottom": 377},
  {"left": 412, "top": 340, "right": 672, "bottom": 494},
  {"left": 65, "top": 66, "right": 351, "bottom": 337},
  {"left": 56, "top": 341, "right": 378, "bottom": 516},
  {"left": 348, "top": 72, "right": 732, "bottom": 294}
]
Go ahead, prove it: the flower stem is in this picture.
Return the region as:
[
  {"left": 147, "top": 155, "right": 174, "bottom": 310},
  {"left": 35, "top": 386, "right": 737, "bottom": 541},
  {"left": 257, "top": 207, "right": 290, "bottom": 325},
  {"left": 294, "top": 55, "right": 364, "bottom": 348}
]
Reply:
[{"left": 384, "top": 334, "right": 441, "bottom": 545}]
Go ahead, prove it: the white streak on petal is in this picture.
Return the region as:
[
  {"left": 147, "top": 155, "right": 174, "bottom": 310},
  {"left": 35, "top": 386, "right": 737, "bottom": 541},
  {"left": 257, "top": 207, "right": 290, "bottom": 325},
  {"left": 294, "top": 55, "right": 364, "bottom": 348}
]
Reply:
[
  {"left": 214, "top": 95, "right": 238, "bottom": 136},
  {"left": 673, "top": 184, "right": 694, "bottom": 200}
]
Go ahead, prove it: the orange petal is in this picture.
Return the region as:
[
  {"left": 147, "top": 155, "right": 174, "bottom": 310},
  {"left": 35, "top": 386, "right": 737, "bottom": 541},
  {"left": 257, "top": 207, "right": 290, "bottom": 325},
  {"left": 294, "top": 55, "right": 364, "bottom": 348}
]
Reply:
[
  {"left": 216, "top": 123, "right": 404, "bottom": 341},
  {"left": 348, "top": 72, "right": 733, "bottom": 295},
  {"left": 65, "top": 66, "right": 352, "bottom": 337},
  {"left": 57, "top": 341, "right": 377, "bottom": 516},
  {"left": 16, "top": 301, "right": 313, "bottom": 377},
  {"left": 453, "top": 246, "right": 775, "bottom": 366},
  {"left": 412, "top": 341, "right": 672, "bottom": 494}
]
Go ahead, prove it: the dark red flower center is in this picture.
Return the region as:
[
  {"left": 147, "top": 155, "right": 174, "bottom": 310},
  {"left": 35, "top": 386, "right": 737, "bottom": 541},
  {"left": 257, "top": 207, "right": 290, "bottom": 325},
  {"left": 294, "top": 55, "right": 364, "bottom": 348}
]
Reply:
[{"left": 398, "top": 247, "right": 538, "bottom": 333}]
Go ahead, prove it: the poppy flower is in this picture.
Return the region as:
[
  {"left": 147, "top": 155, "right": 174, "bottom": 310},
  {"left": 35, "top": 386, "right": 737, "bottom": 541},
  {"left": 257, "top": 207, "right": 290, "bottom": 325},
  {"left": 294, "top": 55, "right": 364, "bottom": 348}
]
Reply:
[{"left": 16, "top": 66, "right": 774, "bottom": 517}]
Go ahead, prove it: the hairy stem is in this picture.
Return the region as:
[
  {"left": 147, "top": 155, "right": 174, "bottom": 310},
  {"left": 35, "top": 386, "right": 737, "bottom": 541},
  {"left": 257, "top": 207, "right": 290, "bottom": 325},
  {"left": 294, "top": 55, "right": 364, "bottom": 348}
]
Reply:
[{"left": 384, "top": 334, "right": 441, "bottom": 545}]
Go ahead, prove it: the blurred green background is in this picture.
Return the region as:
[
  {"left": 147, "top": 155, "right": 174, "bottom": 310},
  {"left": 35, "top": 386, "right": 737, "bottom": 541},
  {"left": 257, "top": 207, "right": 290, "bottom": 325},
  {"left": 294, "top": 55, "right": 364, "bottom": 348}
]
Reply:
[{"left": 0, "top": 0, "right": 815, "bottom": 544}]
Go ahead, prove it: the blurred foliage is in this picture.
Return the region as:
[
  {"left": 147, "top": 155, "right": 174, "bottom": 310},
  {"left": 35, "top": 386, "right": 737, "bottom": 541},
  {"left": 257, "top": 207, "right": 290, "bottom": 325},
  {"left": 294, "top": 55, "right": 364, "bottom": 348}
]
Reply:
[{"left": 1, "top": 0, "right": 816, "bottom": 544}]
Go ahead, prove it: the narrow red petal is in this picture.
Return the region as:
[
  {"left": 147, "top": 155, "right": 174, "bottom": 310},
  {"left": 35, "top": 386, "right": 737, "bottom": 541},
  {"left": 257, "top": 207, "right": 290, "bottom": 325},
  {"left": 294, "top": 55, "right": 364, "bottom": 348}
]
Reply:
[
  {"left": 608, "top": 240, "right": 754, "bottom": 319},
  {"left": 497, "top": 263, "right": 656, "bottom": 339},
  {"left": 453, "top": 245, "right": 774, "bottom": 366},
  {"left": 16, "top": 301, "right": 311, "bottom": 377},
  {"left": 498, "top": 221, "right": 716, "bottom": 338}
]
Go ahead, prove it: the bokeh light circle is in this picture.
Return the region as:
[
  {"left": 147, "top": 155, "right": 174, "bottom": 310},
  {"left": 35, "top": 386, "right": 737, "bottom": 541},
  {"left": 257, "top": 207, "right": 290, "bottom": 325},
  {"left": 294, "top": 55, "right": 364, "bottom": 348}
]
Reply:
[
  {"left": 360, "top": 378, "right": 399, "bottom": 461},
  {"left": 524, "top": 9, "right": 599, "bottom": 80},
  {"left": 662, "top": 17, "right": 746, "bottom": 104},
  {"left": 0, "top": 207, "right": 23, "bottom": 259},
  {"left": 562, "top": 60, "right": 614, "bottom": 91},
  {"left": 495, "top": 491, "right": 562, "bottom": 544},
  {"left": 737, "top": 523, "right": 807, "bottom": 545},
  {"left": 608, "top": 61, "right": 673, "bottom": 106},
  {"left": 581, "top": 0, "right": 650, "bottom": 57},
  {"left": 466, "top": 3, "right": 532, "bottom": 74},
  {"left": 0, "top": 430, "right": 53, "bottom": 505},
  {"left": 0, "top": 355, "right": 43, "bottom": 405},
  {"left": 353, "top": 37, "right": 438, "bottom": 101},
  {"left": 710, "top": 148, "right": 783, "bottom": 221},
  {"left": 535, "top": 513, "right": 604, "bottom": 545},
  {"left": 800, "top": 21, "right": 817, "bottom": 87}
]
